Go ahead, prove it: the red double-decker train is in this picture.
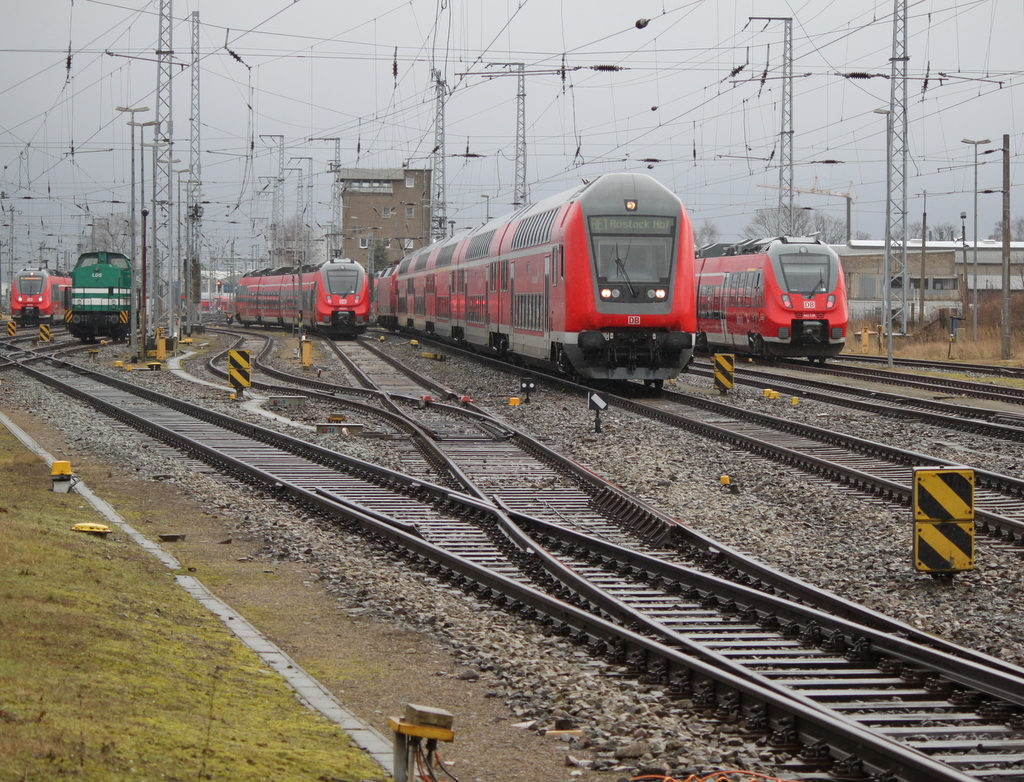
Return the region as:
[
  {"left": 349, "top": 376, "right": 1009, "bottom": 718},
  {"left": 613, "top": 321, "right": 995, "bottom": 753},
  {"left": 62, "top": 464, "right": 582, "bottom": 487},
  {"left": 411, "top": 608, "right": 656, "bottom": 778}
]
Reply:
[
  {"left": 695, "top": 236, "right": 848, "bottom": 362},
  {"left": 10, "top": 267, "right": 71, "bottom": 325},
  {"left": 233, "top": 258, "right": 370, "bottom": 337},
  {"left": 375, "top": 172, "right": 696, "bottom": 388}
]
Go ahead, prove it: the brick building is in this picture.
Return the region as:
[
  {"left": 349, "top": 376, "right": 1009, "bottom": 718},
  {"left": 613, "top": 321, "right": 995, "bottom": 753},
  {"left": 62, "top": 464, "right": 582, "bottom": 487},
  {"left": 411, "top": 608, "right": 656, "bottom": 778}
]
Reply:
[{"left": 334, "top": 168, "right": 433, "bottom": 272}]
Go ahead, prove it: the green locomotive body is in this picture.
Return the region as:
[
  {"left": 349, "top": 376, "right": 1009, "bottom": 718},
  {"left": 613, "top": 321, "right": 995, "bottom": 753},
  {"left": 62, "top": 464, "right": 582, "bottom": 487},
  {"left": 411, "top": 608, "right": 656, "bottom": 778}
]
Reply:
[{"left": 65, "top": 252, "right": 133, "bottom": 341}]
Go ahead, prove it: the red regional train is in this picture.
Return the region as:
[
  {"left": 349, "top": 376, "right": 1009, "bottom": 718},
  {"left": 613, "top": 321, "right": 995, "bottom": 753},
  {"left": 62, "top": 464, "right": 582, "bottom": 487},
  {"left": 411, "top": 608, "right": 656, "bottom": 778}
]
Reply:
[
  {"left": 234, "top": 257, "right": 370, "bottom": 337},
  {"left": 375, "top": 172, "right": 696, "bottom": 388},
  {"left": 10, "top": 267, "right": 71, "bottom": 325},
  {"left": 695, "top": 236, "right": 847, "bottom": 362}
]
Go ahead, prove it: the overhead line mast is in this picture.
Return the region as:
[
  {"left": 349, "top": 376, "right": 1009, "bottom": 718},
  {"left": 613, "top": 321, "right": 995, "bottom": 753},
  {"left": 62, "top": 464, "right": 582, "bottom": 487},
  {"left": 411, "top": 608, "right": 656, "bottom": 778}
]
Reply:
[
  {"left": 750, "top": 16, "right": 794, "bottom": 234},
  {"left": 185, "top": 10, "right": 202, "bottom": 336},
  {"left": 882, "top": 0, "right": 910, "bottom": 360},
  {"left": 154, "top": 0, "right": 174, "bottom": 336},
  {"left": 431, "top": 69, "right": 447, "bottom": 243}
]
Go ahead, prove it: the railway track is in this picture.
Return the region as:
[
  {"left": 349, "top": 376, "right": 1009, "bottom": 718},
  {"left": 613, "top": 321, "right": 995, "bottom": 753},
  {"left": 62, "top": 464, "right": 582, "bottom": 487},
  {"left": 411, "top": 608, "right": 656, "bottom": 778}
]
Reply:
[
  {"left": 686, "top": 360, "right": 1024, "bottom": 442},
  {"left": 7, "top": 343, "right": 1024, "bottom": 780},
  {"left": 377, "top": 332, "right": 1024, "bottom": 548},
  {"left": 774, "top": 355, "right": 1024, "bottom": 407}
]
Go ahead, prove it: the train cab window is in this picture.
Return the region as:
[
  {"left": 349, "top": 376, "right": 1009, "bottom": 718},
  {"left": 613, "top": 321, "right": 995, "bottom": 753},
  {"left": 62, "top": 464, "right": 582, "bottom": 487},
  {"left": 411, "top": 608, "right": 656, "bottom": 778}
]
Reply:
[
  {"left": 17, "top": 275, "right": 44, "bottom": 295},
  {"left": 324, "top": 266, "right": 361, "bottom": 296},
  {"left": 776, "top": 250, "right": 834, "bottom": 295}
]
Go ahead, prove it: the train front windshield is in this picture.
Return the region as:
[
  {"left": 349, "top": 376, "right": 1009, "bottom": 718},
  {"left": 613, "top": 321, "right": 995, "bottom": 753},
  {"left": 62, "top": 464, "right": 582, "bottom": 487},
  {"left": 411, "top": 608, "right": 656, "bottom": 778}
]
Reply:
[
  {"left": 324, "top": 267, "right": 362, "bottom": 296},
  {"left": 589, "top": 216, "right": 675, "bottom": 288},
  {"left": 16, "top": 274, "right": 44, "bottom": 295},
  {"left": 776, "top": 250, "right": 835, "bottom": 295}
]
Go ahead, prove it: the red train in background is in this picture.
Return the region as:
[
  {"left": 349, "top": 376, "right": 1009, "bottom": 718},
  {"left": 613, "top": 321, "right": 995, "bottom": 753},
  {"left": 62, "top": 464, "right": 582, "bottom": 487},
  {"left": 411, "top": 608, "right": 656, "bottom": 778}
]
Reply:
[
  {"left": 10, "top": 267, "right": 71, "bottom": 325},
  {"left": 695, "top": 236, "right": 847, "bottom": 362},
  {"left": 234, "top": 257, "right": 370, "bottom": 337},
  {"left": 375, "top": 172, "right": 696, "bottom": 388}
]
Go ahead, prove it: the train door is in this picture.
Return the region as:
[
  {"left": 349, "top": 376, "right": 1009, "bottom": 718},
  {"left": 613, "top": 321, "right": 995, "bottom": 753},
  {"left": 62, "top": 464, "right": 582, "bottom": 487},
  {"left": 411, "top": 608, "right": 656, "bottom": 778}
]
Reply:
[{"left": 543, "top": 250, "right": 551, "bottom": 344}]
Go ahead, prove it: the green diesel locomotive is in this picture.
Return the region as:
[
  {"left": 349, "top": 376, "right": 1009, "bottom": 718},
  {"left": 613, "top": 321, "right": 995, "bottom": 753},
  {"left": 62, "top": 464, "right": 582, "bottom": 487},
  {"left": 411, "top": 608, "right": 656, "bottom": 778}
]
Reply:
[{"left": 65, "top": 252, "right": 133, "bottom": 341}]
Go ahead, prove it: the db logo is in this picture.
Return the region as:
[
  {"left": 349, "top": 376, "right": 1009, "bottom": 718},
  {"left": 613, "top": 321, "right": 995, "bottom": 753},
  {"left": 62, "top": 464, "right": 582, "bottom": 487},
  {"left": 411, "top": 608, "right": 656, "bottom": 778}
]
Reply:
[
  {"left": 803, "top": 301, "right": 816, "bottom": 309},
  {"left": 627, "top": 315, "right": 641, "bottom": 325}
]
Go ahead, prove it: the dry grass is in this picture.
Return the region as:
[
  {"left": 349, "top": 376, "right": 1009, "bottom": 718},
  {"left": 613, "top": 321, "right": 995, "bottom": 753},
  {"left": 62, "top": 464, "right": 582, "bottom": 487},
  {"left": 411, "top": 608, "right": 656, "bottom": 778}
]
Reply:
[
  {"left": 0, "top": 426, "right": 382, "bottom": 782},
  {"left": 846, "top": 293, "right": 1024, "bottom": 368}
]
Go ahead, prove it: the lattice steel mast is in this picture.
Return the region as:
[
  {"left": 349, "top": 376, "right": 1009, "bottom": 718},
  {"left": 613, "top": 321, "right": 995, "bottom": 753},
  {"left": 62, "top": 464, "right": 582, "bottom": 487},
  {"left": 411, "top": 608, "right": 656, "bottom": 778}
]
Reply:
[
  {"left": 431, "top": 69, "right": 447, "bottom": 242},
  {"left": 514, "top": 62, "right": 528, "bottom": 207},
  {"left": 882, "top": 0, "right": 909, "bottom": 362},
  {"left": 751, "top": 17, "right": 793, "bottom": 234},
  {"left": 185, "top": 10, "right": 202, "bottom": 335},
  {"left": 153, "top": 0, "right": 174, "bottom": 335}
]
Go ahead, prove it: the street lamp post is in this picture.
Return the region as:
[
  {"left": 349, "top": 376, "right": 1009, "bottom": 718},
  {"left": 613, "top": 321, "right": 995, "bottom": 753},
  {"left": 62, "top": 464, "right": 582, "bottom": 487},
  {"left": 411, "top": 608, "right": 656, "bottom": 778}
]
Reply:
[
  {"left": 962, "top": 138, "right": 990, "bottom": 341},
  {"left": 116, "top": 105, "right": 153, "bottom": 362},
  {"left": 874, "top": 106, "right": 895, "bottom": 367}
]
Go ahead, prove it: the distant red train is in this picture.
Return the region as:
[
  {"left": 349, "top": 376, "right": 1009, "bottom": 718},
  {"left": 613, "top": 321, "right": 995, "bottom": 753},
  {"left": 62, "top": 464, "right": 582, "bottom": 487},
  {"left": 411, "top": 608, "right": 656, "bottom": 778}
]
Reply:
[
  {"left": 695, "top": 236, "right": 847, "bottom": 362},
  {"left": 10, "top": 267, "right": 71, "bottom": 325},
  {"left": 375, "top": 172, "right": 696, "bottom": 388},
  {"left": 233, "top": 258, "right": 370, "bottom": 337}
]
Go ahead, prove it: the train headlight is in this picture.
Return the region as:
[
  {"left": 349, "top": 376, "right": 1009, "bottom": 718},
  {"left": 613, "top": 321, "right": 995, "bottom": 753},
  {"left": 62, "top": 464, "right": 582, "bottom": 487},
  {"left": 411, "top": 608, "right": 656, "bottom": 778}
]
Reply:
[
  {"left": 781, "top": 294, "right": 793, "bottom": 309},
  {"left": 612, "top": 289, "right": 621, "bottom": 298},
  {"left": 601, "top": 288, "right": 613, "bottom": 299},
  {"left": 354, "top": 295, "right": 361, "bottom": 304},
  {"left": 655, "top": 289, "right": 666, "bottom": 299},
  {"left": 827, "top": 294, "right": 836, "bottom": 307},
  {"left": 647, "top": 289, "right": 655, "bottom": 298},
  {"left": 325, "top": 295, "right": 333, "bottom": 304}
]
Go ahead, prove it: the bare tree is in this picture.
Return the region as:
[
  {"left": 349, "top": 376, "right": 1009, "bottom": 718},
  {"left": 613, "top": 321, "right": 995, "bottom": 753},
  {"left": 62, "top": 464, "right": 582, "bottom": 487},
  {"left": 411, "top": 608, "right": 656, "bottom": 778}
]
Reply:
[
  {"left": 742, "top": 207, "right": 811, "bottom": 240},
  {"left": 930, "top": 222, "right": 960, "bottom": 242},
  {"left": 77, "top": 214, "right": 132, "bottom": 255},
  {"left": 990, "top": 216, "right": 1024, "bottom": 242},
  {"left": 809, "top": 211, "right": 847, "bottom": 244},
  {"left": 694, "top": 219, "right": 719, "bottom": 247}
]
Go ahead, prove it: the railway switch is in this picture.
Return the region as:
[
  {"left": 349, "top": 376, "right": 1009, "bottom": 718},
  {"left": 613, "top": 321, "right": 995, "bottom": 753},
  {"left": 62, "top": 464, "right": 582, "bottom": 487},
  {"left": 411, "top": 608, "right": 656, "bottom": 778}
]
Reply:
[{"left": 388, "top": 704, "right": 454, "bottom": 782}]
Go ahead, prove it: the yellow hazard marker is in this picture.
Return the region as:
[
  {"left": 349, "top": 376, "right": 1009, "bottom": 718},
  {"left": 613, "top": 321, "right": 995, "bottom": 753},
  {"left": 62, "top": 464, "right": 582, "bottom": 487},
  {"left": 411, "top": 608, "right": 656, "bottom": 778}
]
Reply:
[
  {"left": 73, "top": 523, "right": 111, "bottom": 537},
  {"left": 719, "top": 475, "right": 731, "bottom": 486},
  {"left": 762, "top": 388, "right": 773, "bottom": 397},
  {"left": 509, "top": 397, "right": 521, "bottom": 406},
  {"left": 791, "top": 396, "right": 800, "bottom": 406},
  {"left": 912, "top": 467, "right": 975, "bottom": 575},
  {"left": 713, "top": 353, "right": 735, "bottom": 395}
]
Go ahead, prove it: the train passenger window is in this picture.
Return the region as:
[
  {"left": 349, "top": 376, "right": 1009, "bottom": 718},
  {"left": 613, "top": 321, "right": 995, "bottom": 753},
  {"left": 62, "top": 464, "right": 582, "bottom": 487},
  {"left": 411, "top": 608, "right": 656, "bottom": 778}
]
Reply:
[{"left": 501, "top": 260, "right": 509, "bottom": 291}]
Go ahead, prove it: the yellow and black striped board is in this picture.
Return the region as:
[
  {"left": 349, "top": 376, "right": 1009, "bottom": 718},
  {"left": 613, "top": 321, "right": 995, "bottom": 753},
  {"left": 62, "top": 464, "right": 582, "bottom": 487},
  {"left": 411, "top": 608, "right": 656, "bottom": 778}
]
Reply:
[
  {"left": 228, "top": 349, "right": 251, "bottom": 390},
  {"left": 39, "top": 324, "right": 52, "bottom": 342},
  {"left": 913, "top": 467, "right": 974, "bottom": 521},
  {"left": 914, "top": 520, "right": 974, "bottom": 573},
  {"left": 6, "top": 321, "right": 15, "bottom": 336},
  {"left": 713, "top": 353, "right": 735, "bottom": 395},
  {"left": 120, "top": 310, "right": 129, "bottom": 325},
  {"left": 65, "top": 309, "right": 74, "bottom": 324}
]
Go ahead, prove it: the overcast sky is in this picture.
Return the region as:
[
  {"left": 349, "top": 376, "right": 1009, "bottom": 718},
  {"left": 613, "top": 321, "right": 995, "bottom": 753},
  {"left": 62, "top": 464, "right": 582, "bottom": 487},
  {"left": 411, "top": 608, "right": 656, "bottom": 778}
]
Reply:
[{"left": 1, "top": 0, "right": 1020, "bottom": 271}]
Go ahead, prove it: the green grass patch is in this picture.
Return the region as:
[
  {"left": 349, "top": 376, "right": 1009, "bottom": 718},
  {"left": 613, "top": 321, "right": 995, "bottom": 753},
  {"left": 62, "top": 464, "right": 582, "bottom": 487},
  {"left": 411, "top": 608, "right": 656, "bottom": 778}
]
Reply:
[{"left": 0, "top": 427, "right": 383, "bottom": 781}]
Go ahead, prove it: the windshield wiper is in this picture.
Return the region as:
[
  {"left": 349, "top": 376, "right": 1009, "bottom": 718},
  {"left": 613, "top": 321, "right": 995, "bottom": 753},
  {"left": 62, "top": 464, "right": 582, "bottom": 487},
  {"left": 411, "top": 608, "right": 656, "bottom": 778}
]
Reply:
[{"left": 613, "top": 243, "right": 638, "bottom": 297}]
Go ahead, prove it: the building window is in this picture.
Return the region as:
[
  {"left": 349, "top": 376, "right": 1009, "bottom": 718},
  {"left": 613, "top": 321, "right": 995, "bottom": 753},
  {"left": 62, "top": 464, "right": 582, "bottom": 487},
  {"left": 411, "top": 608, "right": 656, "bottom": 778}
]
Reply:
[
  {"left": 359, "top": 237, "right": 369, "bottom": 249},
  {"left": 406, "top": 206, "right": 415, "bottom": 219},
  {"left": 383, "top": 206, "right": 393, "bottom": 218},
  {"left": 384, "top": 238, "right": 392, "bottom": 248},
  {"left": 406, "top": 176, "right": 415, "bottom": 188},
  {"left": 404, "top": 238, "right": 414, "bottom": 250},
  {"left": 933, "top": 277, "right": 958, "bottom": 290}
]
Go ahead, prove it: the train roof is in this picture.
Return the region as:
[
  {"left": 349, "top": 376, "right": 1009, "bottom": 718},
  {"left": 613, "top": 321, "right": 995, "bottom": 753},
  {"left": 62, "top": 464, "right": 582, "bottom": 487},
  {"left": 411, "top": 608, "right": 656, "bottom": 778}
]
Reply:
[
  {"left": 698, "top": 235, "right": 831, "bottom": 258},
  {"left": 239, "top": 258, "right": 364, "bottom": 279}
]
